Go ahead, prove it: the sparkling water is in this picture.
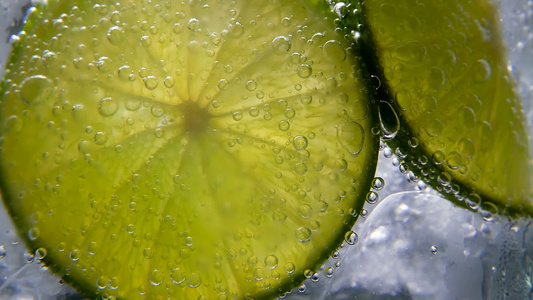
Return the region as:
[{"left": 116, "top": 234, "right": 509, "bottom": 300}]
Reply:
[{"left": 0, "top": 0, "right": 532, "bottom": 299}]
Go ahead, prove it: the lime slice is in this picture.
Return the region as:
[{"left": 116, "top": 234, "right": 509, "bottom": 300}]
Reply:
[
  {"left": 0, "top": 0, "right": 378, "bottom": 298},
  {"left": 360, "top": 0, "right": 532, "bottom": 217}
]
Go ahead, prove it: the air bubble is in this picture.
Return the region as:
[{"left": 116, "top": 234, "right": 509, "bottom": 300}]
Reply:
[
  {"left": 265, "top": 255, "right": 278, "bottom": 269},
  {"left": 144, "top": 76, "right": 159, "bottom": 90},
  {"left": 284, "top": 262, "right": 295, "bottom": 274},
  {"left": 473, "top": 59, "right": 491, "bottom": 83},
  {"left": 431, "top": 245, "right": 438, "bottom": 254},
  {"left": 344, "top": 231, "right": 358, "bottom": 245},
  {"left": 94, "top": 132, "right": 108, "bottom": 145},
  {"left": 284, "top": 108, "right": 295, "bottom": 119},
  {"left": 20, "top": 75, "right": 53, "bottom": 103},
  {"left": 187, "top": 273, "right": 201, "bottom": 288},
  {"left": 69, "top": 249, "right": 80, "bottom": 261},
  {"left": 298, "top": 204, "right": 312, "bottom": 218},
  {"left": 246, "top": 80, "right": 257, "bottom": 91},
  {"left": 150, "top": 269, "right": 164, "bottom": 286},
  {"left": 446, "top": 151, "right": 462, "bottom": 169},
  {"left": 293, "top": 135, "right": 308, "bottom": 150},
  {"left": 372, "top": 177, "right": 385, "bottom": 190},
  {"left": 337, "top": 121, "right": 364, "bottom": 156},
  {"left": 107, "top": 26, "right": 125, "bottom": 45},
  {"left": 218, "top": 79, "right": 229, "bottom": 90},
  {"left": 272, "top": 36, "right": 291, "bottom": 54},
  {"left": 232, "top": 111, "right": 243, "bottom": 121},
  {"left": 170, "top": 268, "right": 186, "bottom": 285},
  {"left": 297, "top": 64, "right": 312, "bottom": 78},
  {"left": 99, "top": 97, "right": 119, "bottom": 116},
  {"left": 366, "top": 191, "right": 379, "bottom": 204},
  {"left": 164, "top": 76, "right": 175, "bottom": 88},
  {"left": 325, "top": 267, "right": 334, "bottom": 278},
  {"left": 324, "top": 40, "right": 346, "bottom": 61},
  {"left": 294, "top": 162, "right": 307, "bottom": 175},
  {"left": 278, "top": 120, "right": 290, "bottom": 131},
  {"left": 188, "top": 18, "right": 200, "bottom": 31},
  {"left": 296, "top": 227, "right": 311, "bottom": 243}
]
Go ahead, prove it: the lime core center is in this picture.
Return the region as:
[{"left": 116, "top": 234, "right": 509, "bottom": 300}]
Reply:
[{"left": 180, "top": 100, "right": 211, "bottom": 134}]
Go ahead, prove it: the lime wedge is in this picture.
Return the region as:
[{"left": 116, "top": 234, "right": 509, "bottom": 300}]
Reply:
[
  {"left": 360, "top": 0, "right": 532, "bottom": 217},
  {"left": 0, "top": 0, "right": 378, "bottom": 298}
]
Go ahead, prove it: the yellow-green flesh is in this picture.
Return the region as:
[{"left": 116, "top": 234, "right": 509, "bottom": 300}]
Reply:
[
  {"left": 363, "top": 0, "right": 532, "bottom": 216},
  {"left": 0, "top": 0, "right": 377, "bottom": 299}
]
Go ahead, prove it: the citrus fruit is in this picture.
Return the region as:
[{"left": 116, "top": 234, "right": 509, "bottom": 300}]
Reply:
[
  {"left": 359, "top": 0, "right": 533, "bottom": 217},
  {"left": 0, "top": 0, "right": 378, "bottom": 298}
]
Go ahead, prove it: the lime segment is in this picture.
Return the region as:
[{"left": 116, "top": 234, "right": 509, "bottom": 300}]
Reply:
[
  {"left": 362, "top": 0, "right": 532, "bottom": 216},
  {"left": 0, "top": 0, "right": 378, "bottom": 298}
]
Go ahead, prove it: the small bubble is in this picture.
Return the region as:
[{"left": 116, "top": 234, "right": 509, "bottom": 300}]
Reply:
[
  {"left": 446, "top": 151, "right": 462, "bottom": 169},
  {"left": 278, "top": 120, "right": 290, "bottom": 131},
  {"left": 170, "top": 268, "right": 186, "bottom": 285},
  {"left": 151, "top": 105, "right": 165, "bottom": 117},
  {"left": 284, "top": 108, "right": 295, "bottom": 119},
  {"left": 323, "top": 40, "right": 346, "bottom": 62},
  {"left": 188, "top": 18, "right": 200, "bottom": 31},
  {"left": 480, "top": 201, "right": 499, "bottom": 222},
  {"left": 430, "top": 245, "right": 438, "bottom": 254},
  {"left": 99, "top": 97, "right": 119, "bottom": 117},
  {"left": 438, "top": 172, "right": 452, "bottom": 187},
  {"left": 294, "top": 162, "right": 307, "bottom": 175},
  {"left": 28, "top": 227, "right": 40, "bottom": 241},
  {"left": 284, "top": 262, "right": 295, "bottom": 274},
  {"left": 144, "top": 76, "right": 159, "bottom": 90},
  {"left": 265, "top": 255, "right": 278, "bottom": 269},
  {"left": 246, "top": 80, "right": 257, "bottom": 91},
  {"left": 298, "top": 284, "right": 306, "bottom": 293},
  {"left": 87, "top": 242, "right": 97, "bottom": 255},
  {"left": 366, "top": 191, "right": 379, "bottom": 204},
  {"left": 20, "top": 75, "right": 53, "bottom": 103},
  {"left": 337, "top": 121, "right": 364, "bottom": 156},
  {"left": 297, "top": 64, "right": 312, "bottom": 78},
  {"left": 249, "top": 107, "right": 259, "bottom": 117},
  {"left": 107, "top": 26, "right": 125, "bottom": 45},
  {"left": 298, "top": 204, "right": 312, "bottom": 218},
  {"left": 296, "top": 227, "right": 311, "bottom": 243},
  {"left": 187, "top": 273, "right": 201, "bottom": 288},
  {"left": 164, "top": 76, "right": 175, "bottom": 88},
  {"left": 94, "top": 132, "right": 108, "bottom": 145},
  {"left": 149, "top": 269, "right": 164, "bottom": 286},
  {"left": 293, "top": 135, "right": 308, "bottom": 150},
  {"left": 108, "top": 277, "right": 119, "bottom": 290},
  {"left": 232, "top": 111, "right": 243, "bottom": 121},
  {"left": 432, "top": 151, "right": 445, "bottom": 165},
  {"left": 0, "top": 245, "right": 5, "bottom": 258},
  {"left": 69, "top": 249, "right": 80, "bottom": 261},
  {"left": 217, "top": 79, "right": 229, "bottom": 90},
  {"left": 372, "top": 177, "right": 385, "bottom": 190},
  {"left": 140, "top": 35, "right": 152, "bottom": 47},
  {"left": 272, "top": 36, "right": 291, "bottom": 54},
  {"left": 4, "top": 115, "right": 23, "bottom": 133},
  {"left": 344, "top": 231, "right": 358, "bottom": 245},
  {"left": 96, "top": 276, "right": 107, "bottom": 290},
  {"left": 228, "top": 22, "right": 244, "bottom": 37},
  {"left": 300, "top": 94, "right": 312, "bottom": 105},
  {"left": 473, "top": 59, "right": 491, "bottom": 83},
  {"left": 325, "top": 267, "right": 334, "bottom": 278}
]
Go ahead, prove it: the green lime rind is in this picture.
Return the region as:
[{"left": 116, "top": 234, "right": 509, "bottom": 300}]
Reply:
[
  {"left": 358, "top": 0, "right": 533, "bottom": 218},
  {"left": 0, "top": 0, "right": 378, "bottom": 299}
]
